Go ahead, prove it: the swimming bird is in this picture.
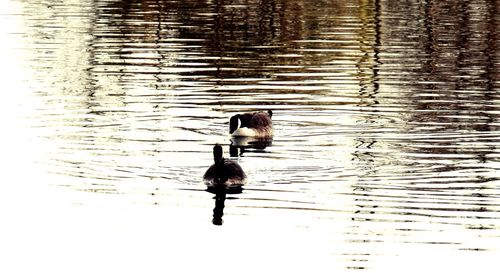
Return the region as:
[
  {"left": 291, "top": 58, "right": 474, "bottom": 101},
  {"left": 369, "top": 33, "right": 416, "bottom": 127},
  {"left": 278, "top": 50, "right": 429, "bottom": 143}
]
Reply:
[
  {"left": 229, "top": 110, "right": 273, "bottom": 138},
  {"left": 203, "top": 144, "right": 246, "bottom": 187}
]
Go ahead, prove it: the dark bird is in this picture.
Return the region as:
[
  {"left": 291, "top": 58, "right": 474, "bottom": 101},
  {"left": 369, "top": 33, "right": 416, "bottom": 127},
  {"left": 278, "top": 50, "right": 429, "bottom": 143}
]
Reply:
[
  {"left": 229, "top": 110, "right": 273, "bottom": 138},
  {"left": 203, "top": 144, "right": 246, "bottom": 187}
]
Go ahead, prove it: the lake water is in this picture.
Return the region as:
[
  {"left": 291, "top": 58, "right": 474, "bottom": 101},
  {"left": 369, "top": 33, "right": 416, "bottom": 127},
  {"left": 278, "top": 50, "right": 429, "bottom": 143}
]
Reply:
[{"left": 1, "top": 0, "right": 499, "bottom": 272}]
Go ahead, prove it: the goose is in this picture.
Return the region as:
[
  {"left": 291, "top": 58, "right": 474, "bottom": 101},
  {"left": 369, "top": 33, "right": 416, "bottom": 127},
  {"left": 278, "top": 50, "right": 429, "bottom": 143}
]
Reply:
[
  {"left": 203, "top": 144, "right": 246, "bottom": 187},
  {"left": 229, "top": 110, "right": 273, "bottom": 138}
]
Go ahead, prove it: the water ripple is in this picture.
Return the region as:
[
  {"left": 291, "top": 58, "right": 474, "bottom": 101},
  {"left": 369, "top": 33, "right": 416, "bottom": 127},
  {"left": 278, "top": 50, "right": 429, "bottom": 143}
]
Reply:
[{"left": 3, "top": 0, "right": 499, "bottom": 271}]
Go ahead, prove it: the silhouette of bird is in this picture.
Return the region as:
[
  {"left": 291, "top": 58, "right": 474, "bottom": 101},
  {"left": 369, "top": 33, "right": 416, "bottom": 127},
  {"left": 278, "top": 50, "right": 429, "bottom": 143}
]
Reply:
[
  {"left": 203, "top": 144, "right": 246, "bottom": 187},
  {"left": 229, "top": 110, "right": 273, "bottom": 138}
]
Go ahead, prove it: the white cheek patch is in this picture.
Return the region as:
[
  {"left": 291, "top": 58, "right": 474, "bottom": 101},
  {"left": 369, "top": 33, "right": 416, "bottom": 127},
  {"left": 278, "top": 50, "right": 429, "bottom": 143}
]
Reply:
[{"left": 237, "top": 118, "right": 241, "bottom": 129}]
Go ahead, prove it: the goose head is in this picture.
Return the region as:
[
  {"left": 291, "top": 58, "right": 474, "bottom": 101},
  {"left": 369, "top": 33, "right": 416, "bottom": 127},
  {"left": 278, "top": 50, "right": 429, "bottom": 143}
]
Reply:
[
  {"left": 213, "top": 144, "right": 223, "bottom": 164},
  {"left": 229, "top": 114, "right": 241, "bottom": 134}
]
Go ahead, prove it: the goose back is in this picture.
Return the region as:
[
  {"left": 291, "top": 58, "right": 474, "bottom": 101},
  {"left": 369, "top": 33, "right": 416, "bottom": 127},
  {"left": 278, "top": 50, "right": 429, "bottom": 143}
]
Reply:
[{"left": 203, "top": 159, "right": 246, "bottom": 186}]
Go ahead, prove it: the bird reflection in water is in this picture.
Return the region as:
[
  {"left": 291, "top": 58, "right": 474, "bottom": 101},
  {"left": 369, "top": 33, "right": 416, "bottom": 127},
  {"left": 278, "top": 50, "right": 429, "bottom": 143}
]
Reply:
[
  {"left": 203, "top": 144, "right": 246, "bottom": 225},
  {"left": 206, "top": 185, "right": 243, "bottom": 226},
  {"left": 229, "top": 137, "right": 272, "bottom": 157}
]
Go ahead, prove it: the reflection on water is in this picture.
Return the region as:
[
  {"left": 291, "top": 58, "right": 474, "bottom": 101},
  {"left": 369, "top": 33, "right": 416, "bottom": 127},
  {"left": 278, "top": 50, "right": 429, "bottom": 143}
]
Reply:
[
  {"left": 212, "top": 190, "right": 226, "bottom": 226},
  {"left": 2, "top": 0, "right": 499, "bottom": 271},
  {"left": 208, "top": 185, "right": 243, "bottom": 226},
  {"left": 230, "top": 137, "right": 272, "bottom": 156}
]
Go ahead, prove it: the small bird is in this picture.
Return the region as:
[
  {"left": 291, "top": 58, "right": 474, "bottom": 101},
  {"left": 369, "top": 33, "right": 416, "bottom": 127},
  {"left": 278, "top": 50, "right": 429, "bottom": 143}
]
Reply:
[
  {"left": 229, "top": 110, "right": 273, "bottom": 138},
  {"left": 203, "top": 144, "right": 246, "bottom": 187}
]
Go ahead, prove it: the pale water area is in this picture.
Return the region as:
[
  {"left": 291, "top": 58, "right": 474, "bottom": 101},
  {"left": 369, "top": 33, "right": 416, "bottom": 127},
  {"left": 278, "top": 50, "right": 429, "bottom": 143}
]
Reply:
[{"left": 0, "top": 0, "right": 499, "bottom": 272}]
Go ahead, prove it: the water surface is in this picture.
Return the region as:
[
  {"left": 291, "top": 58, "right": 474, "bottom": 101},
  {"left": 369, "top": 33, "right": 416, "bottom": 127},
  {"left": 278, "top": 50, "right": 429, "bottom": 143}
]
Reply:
[{"left": 1, "top": 0, "right": 499, "bottom": 272}]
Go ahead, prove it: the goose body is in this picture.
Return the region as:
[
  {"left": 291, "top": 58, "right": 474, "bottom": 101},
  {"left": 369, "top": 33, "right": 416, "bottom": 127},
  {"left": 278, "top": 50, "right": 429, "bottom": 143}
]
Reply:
[
  {"left": 230, "top": 110, "right": 273, "bottom": 138},
  {"left": 203, "top": 144, "right": 246, "bottom": 187}
]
